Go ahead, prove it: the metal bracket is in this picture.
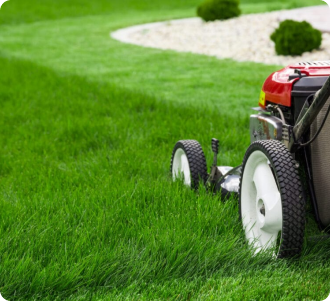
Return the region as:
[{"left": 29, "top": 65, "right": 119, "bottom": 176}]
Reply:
[{"left": 208, "top": 138, "right": 222, "bottom": 185}]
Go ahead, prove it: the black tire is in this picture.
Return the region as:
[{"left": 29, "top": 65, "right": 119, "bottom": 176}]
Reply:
[
  {"left": 239, "top": 140, "right": 305, "bottom": 258},
  {"left": 170, "top": 140, "right": 208, "bottom": 190}
]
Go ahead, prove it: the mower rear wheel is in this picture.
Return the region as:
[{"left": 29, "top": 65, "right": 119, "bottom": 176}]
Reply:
[
  {"left": 171, "top": 140, "right": 208, "bottom": 190},
  {"left": 239, "top": 140, "right": 305, "bottom": 258}
]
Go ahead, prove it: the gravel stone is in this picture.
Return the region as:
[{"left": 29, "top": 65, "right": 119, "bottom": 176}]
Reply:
[{"left": 111, "top": 7, "right": 330, "bottom": 66}]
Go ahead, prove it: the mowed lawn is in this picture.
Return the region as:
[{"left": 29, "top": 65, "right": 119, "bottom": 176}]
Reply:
[{"left": 0, "top": 0, "right": 329, "bottom": 300}]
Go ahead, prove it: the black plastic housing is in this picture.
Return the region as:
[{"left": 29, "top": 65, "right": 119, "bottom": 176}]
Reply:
[{"left": 292, "top": 76, "right": 328, "bottom": 121}]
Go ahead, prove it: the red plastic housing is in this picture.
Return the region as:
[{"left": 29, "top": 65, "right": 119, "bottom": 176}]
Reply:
[{"left": 260, "top": 63, "right": 330, "bottom": 109}]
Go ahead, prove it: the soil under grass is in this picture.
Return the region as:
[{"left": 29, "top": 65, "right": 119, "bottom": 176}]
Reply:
[{"left": 0, "top": 0, "right": 329, "bottom": 300}]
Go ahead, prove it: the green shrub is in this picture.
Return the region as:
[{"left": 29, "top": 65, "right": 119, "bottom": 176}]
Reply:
[
  {"left": 270, "top": 20, "right": 322, "bottom": 56},
  {"left": 197, "top": 0, "right": 241, "bottom": 22}
]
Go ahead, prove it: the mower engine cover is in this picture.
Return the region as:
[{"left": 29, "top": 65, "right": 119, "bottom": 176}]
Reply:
[{"left": 259, "top": 61, "right": 330, "bottom": 113}]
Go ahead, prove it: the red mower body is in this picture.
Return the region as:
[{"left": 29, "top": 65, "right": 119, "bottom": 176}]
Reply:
[{"left": 259, "top": 62, "right": 330, "bottom": 109}]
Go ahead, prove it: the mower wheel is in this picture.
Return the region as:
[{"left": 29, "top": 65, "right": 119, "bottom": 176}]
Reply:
[
  {"left": 171, "top": 140, "right": 208, "bottom": 190},
  {"left": 239, "top": 140, "right": 305, "bottom": 258}
]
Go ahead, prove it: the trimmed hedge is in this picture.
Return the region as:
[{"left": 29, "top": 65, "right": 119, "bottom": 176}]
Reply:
[
  {"left": 271, "top": 20, "right": 322, "bottom": 56},
  {"left": 197, "top": 0, "right": 241, "bottom": 22}
]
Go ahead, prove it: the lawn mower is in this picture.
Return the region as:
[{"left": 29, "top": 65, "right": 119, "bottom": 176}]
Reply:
[{"left": 170, "top": 61, "right": 330, "bottom": 258}]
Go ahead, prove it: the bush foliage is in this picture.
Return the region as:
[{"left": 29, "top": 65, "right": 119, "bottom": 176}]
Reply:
[
  {"left": 197, "top": 0, "right": 241, "bottom": 22},
  {"left": 271, "top": 20, "right": 322, "bottom": 56}
]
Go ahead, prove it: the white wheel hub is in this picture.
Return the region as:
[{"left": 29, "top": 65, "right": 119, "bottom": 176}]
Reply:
[
  {"left": 172, "top": 148, "right": 191, "bottom": 187},
  {"left": 241, "top": 150, "right": 283, "bottom": 253}
]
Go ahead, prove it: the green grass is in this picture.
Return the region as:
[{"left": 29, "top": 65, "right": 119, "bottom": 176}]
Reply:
[
  {"left": 0, "top": 0, "right": 323, "bottom": 25},
  {"left": 0, "top": 0, "right": 329, "bottom": 300}
]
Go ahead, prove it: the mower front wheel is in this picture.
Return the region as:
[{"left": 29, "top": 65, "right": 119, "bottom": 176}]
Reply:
[
  {"left": 239, "top": 140, "right": 305, "bottom": 258},
  {"left": 170, "top": 140, "right": 208, "bottom": 190}
]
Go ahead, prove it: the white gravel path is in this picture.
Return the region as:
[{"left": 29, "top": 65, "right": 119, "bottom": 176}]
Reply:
[{"left": 111, "top": 6, "right": 330, "bottom": 66}]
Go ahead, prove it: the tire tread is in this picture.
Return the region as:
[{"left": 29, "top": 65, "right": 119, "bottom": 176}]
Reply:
[
  {"left": 239, "top": 140, "right": 305, "bottom": 258},
  {"left": 170, "top": 140, "right": 208, "bottom": 190}
]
